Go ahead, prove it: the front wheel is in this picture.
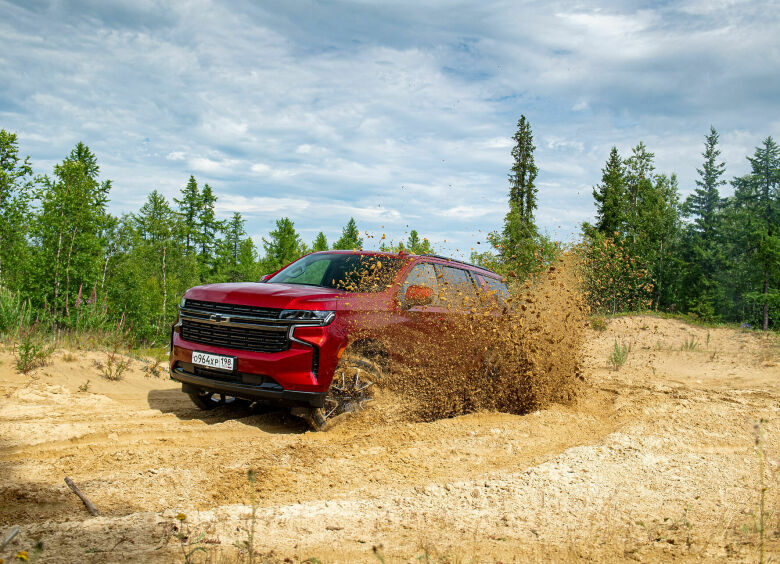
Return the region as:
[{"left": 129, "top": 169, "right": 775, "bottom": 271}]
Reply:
[
  {"left": 305, "top": 354, "right": 381, "bottom": 431},
  {"left": 188, "top": 390, "right": 250, "bottom": 410}
]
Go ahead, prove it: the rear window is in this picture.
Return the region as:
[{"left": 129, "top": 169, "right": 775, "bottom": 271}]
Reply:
[
  {"left": 484, "top": 277, "right": 510, "bottom": 306},
  {"left": 436, "top": 265, "right": 480, "bottom": 309}
]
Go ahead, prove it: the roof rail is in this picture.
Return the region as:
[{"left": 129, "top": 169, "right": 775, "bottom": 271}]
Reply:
[{"left": 420, "top": 254, "right": 499, "bottom": 275}]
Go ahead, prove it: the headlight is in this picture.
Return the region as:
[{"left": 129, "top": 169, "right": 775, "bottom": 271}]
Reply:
[
  {"left": 179, "top": 296, "right": 187, "bottom": 308},
  {"left": 279, "top": 310, "right": 335, "bottom": 324}
]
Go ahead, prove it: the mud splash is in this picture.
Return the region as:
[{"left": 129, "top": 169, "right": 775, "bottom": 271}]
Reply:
[{"left": 365, "top": 256, "right": 588, "bottom": 422}]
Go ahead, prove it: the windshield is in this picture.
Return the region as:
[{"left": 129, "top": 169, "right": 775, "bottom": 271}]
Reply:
[{"left": 268, "top": 253, "right": 405, "bottom": 292}]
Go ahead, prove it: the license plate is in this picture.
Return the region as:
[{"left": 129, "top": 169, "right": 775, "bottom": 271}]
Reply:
[{"left": 192, "top": 351, "right": 235, "bottom": 371}]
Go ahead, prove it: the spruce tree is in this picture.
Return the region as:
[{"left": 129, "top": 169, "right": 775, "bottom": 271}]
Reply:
[
  {"left": 334, "top": 218, "right": 363, "bottom": 250},
  {"left": 680, "top": 127, "right": 727, "bottom": 318},
  {"left": 173, "top": 175, "right": 200, "bottom": 254},
  {"left": 592, "top": 147, "right": 626, "bottom": 236},
  {"left": 503, "top": 115, "right": 538, "bottom": 251},
  {"left": 728, "top": 137, "right": 780, "bottom": 329}
]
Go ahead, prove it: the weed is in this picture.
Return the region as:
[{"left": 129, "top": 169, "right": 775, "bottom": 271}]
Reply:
[
  {"left": 171, "top": 513, "right": 207, "bottom": 563},
  {"left": 78, "top": 380, "right": 91, "bottom": 392},
  {"left": 94, "top": 352, "right": 131, "bottom": 381},
  {"left": 590, "top": 316, "right": 607, "bottom": 332},
  {"left": 0, "top": 287, "right": 34, "bottom": 337},
  {"left": 608, "top": 340, "right": 630, "bottom": 371},
  {"left": 14, "top": 323, "right": 54, "bottom": 374},
  {"left": 681, "top": 337, "right": 699, "bottom": 351},
  {"left": 94, "top": 317, "right": 133, "bottom": 381},
  {"left": 372, "top": 544, "right": 386, "bottom": 563},
  {"left": 142, "top": 359, "right": 163, "bottom": 379},
  {"left": 62, "top": 351, "right": 77, "bottom": 362},
  {"left": 706, "top": 331, "right": 711, "bottom": 348}
]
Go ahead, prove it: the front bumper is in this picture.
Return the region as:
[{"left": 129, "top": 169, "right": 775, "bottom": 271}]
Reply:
[{"left": 170, "top": 362, "right": 326, "bottom": 407}]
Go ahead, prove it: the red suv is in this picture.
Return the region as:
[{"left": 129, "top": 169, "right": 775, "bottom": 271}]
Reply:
[{"left": 169, "top": 250, "right": 508, "bottom": 429}]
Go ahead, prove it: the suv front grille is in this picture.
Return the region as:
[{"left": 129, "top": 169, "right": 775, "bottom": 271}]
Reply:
[
  {"left": 184, "top": 299, "right": 281, "bottom": 319},
  {"left": 181, "top": 319, "right": 290, "bottom": 353}
]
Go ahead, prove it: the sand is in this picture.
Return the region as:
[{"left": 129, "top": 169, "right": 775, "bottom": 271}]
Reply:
[{"left": 0, "top": 315, "right": 778, "bottom": 562}]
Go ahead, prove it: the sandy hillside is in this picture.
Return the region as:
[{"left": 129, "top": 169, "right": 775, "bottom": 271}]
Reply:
[{"left": 0, "top": 316, "right": 778, "bottom": 563}]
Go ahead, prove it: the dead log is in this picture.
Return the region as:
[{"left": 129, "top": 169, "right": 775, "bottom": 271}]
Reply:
[{"left": 64, "top": 477, "right": 99, "bottom": 516}]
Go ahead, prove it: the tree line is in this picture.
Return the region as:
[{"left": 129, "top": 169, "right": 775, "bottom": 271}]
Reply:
[
  {"left": 0, "top": 130, "right": 434, "bottom": 343},
  {"left": 472, "top": 117, "right": 778, "bottom": 330},
  {"left": 2, "top": 118, "right": 776, "bottom": 345}
]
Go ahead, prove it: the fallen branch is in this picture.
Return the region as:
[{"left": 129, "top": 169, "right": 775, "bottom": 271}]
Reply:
[
  {"left": 64, "top": 477, "right": 99, "bottom": 516},
  {"left": 1, "top": 526, "right": 19, "bottom": 550}
]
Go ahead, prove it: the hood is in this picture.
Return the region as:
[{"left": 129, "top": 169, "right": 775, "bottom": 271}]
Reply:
[{"left": 184, "top": 282, "right": 348, "bottom": 310}]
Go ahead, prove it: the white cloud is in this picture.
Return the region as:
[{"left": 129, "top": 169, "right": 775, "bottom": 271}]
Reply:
[{"left": 1, "top": 0, "right": 778, "bottom": 254}]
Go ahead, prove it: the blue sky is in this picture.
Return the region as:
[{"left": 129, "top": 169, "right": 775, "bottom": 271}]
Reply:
[{"left": 2, "top": 0, "right": 779, "bottom": 258}]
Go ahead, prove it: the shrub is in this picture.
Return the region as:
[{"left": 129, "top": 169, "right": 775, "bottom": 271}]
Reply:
[{"left": 608, "top": 340, "right": 630, "bottom": 371}]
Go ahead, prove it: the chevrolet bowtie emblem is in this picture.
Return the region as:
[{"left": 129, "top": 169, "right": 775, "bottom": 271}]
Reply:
[{"left": 210, "top": 314, "right": 230, "bottom": 323}]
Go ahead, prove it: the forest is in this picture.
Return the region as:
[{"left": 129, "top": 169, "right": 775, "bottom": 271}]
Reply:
[{"left": 0, "top": 120, "right": 777, "bottom": 349}]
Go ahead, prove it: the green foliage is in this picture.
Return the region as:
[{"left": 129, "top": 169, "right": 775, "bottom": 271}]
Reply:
[
  {"left": 173, "top": 175, "right": 201, "bottom": 254},
  {"left": 29, "top": 142, "right": 111, "bottom": 313},
  {"left": 333, "top": 217, "right": 363, "bottom": 250},
  {"left": 678, "top": 128, "right": 728, "bottom": 318},
  {"left": 15, "top": 323, "right": 54, "bottom": 374},
  {"left": 262, "top": 217, "right": 304, "bottom": 272},
  {"left": 405, "top": 229, "right": 433, "bottom": 254},
  {"left": 505, "top": 115, "right": 538, "bottom": 230},
  {"left": 582, "top": 142, "right": 681, "bottom": 312},
  {"left": 0, "top": 286, "right": 35, "bottom": 336},
  {"left": 580, "top": 234, "right": 654, "bottom": 313},
  {"left": 591, "top": 146, "right": 626, "bottom": 236},
  {"left": 0, "top": 130, "right": 34, "bottom": 294},
  {"left": 312, "top": 231, "right": 329, "bottom": 252},
  {"left": 608, "top": 340, "right": 630, "bottom": 371}
]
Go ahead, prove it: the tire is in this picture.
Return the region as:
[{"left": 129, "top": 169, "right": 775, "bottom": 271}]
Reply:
[
  {"left": 305, "top": 353, "right": 382, "bottom": 431},
  {"left": 188, "top": 390, "right": 250, "bottom": 410}
]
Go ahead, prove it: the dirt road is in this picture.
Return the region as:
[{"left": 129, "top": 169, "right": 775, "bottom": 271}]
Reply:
[{"left": 1, "top": 316, "right": 778, "bottom": 562}]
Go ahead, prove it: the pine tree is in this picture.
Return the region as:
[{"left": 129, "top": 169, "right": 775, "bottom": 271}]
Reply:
[
  {"left": 592, "top": 147, "right": 626, "bottom": 236},
  {"left": 173, "top": 175, "right": 201, "bottom": 254},
  {"left": 333, "top": 218, "right": 363, "bottom": 250},
  {"left": 312, "top": 232, "right": 329, "bottom": 251},
  {"left": 262, "top": 217, "right": 304, "bottom": 272}
]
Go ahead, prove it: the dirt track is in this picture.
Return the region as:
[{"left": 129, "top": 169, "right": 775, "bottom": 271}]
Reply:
[{"left": 1, "top": 316, "right": 778, "bottom": 562}]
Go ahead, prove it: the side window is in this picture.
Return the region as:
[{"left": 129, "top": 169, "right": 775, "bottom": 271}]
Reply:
[
  {"left": 484, "top": 277, "right": 510, "bottom": 306},
  {"left": 436, "top": 266, "right": 478, "bottom": 310},
  {"left": 399, "top": 263, "right": 438, "bottom": 303}
]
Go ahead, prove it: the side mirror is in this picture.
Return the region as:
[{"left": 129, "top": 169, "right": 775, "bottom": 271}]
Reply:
[
  {"left": 259, "top": 274, "right": 272, "bottom": 283},
  {"left": 404, "top": 285, "right": 433, "bottom": 307}
]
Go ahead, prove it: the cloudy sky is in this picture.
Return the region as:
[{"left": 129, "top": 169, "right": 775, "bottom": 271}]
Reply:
[{"left": 2, "top": 0, "right": 779, "bottom": 257}]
